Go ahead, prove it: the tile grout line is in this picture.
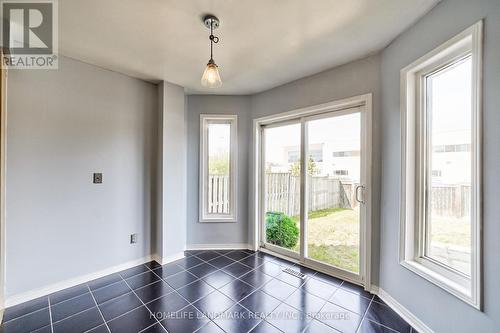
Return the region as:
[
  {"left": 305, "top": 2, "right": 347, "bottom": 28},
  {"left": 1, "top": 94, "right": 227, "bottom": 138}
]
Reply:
[
  {"left": 94, "top": 262, "right": 206, "bottom": 309},
  {"left": 1, "top": 306, "right": 49, "bottom": 325},
  {"left": 147, "top": 263, "right": 216, "bottom": 314},
  {"left": 137, "top": 322, "right": 164, "bottom": 333},
  {"left": 144, "top": 264, "right": 221, "bottom": 332},
  {"left": 117, "top": 268, "right": 165, "bottom": 332},
  {"left": 49, "top": 271, "right": 173, "bottom": 311},
  {"left": 6, "top": 251, "right": 377, "bottom": 333},
  {"left": 51, "top": 267, "right": 158, "bottom": 309},
  {"left": 355, "top": 296, "right": 374, "bottom": 333},
  {"left": 43, "top": 277, "right": 128, "bottom": 314},
  {"left": 49, "top": 288, "right": 143, "bottom": 327},
  {"left": 236, "top": 250, "right": 353, "bottom": 332},
  {"left": 292, "top": 272, "right": 349, "bottom": 332},
  {"left": 309, "top": 293, "right": 333, "bottom": 331},
  {"left": 361, "top": 317, "right": 401, "bottom": 333},
  {"left": 321, "top": 280, "right": 376, "bottom": 317},
  {"left": 188, "top": 258, "right": 332, "bottom": 333},
  {"left": 87, "top": 285, "right": 112, "bottom": 333},
  {"left": 148, "top": 259, "right": 254, "bottom": 331},
  {"left": 45, "top": 253, "right": 276, "bottom": 331},
  {"left": 197, "top": 253, "right": 291, "bottom": 330},
  {"left": 235, "top": 291, "right": 283, "bottom": 330},
  {"left": 48, "top": 295, "right": 54, "bottom": 333},
  {"left": 50, "top": 301, "right": 98, "bottom": 325},
  {"left": 3, "top": 253, "right": 283, "bottom": 320},
  {"left": 0, "top": 251, "right": 252, "bottom": 323},
  {"left": 146, "top": 253, "right": 275, "bottom": 332}
]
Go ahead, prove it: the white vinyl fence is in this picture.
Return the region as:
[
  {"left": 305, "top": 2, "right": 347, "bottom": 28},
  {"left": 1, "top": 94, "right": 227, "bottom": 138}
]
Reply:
[
  {"left": 208, "top": 173, "right": 471, "bottom": 218},
  {"left": 208, "top": 173, "right": 357, "bottom": 216},
  {"left": 208, "top": 175, "right": 230, "bottom": 214}
]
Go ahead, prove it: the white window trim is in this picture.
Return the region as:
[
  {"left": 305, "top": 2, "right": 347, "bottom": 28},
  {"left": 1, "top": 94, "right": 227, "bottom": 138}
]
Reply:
[
  {"left": 199, "top": 114, "right": 238, "bottom": 223},
  {"left": 399, "top": 21, "right": 482, "bottom": 309}
]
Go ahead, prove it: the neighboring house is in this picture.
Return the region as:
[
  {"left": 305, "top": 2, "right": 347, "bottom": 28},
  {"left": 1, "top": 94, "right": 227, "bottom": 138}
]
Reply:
[
  {"left": 281, "top": 142, "right": 361, "bottom": 182},
  {"left": 271, "top": 129, "right": 471, "bottom": 186},
  {"left": 431, "top": 129, "right": 471, "bottom": 184}
]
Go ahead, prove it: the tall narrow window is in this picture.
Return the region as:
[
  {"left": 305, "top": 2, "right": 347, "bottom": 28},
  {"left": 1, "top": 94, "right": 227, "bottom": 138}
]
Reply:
[
  {"left": 425, "top": 57, "right": 472, "bottom": 275},
  {"left": 400, "top": 21, "right": 482, "bottom": 308},
  {"left": 200, "top": 115, "right": 237, "bottom": 222}
]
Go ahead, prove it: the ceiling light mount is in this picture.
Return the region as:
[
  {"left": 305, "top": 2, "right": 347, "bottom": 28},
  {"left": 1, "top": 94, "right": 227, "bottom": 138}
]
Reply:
[{"left": 203, "top": 14, "right": 220, "bottom": 30}]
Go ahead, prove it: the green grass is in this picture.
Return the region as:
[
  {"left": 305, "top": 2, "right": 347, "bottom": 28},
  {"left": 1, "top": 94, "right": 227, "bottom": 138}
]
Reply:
[
  {"left": 429, "top": 215, "right": 470, "bottom": 247},
  {"left": 291, "top": 208, "right": 360, "bottom": 273},
  {"left": 270, "top": 208, "right": 470, "bottom": 275},
  {"left": 296, "top": 208, "right": 349, "bottom": 221}
]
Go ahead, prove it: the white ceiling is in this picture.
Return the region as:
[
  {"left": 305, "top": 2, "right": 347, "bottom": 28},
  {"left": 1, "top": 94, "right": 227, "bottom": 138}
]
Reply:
[{"left": 59, "top": 0, "right": 439, "bottom": 95}]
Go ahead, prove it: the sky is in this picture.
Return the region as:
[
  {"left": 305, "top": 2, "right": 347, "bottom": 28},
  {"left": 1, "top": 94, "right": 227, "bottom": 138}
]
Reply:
[{"left": 264, "top": 112, "right": 361, "bottom": 165}]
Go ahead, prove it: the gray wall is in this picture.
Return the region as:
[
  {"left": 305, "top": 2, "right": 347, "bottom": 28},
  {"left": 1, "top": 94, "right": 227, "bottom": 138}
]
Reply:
[
  {"left": 6, "top": 56, "right": 158, "bottom": 296},
  {"left": 379, "top": 0, "right": 500, "bottom": 332},
  {"left": 186, "top": 95, "right": 251, "bottom": 246},
  {"left": 250, "top": 54, "right": 382, "bottom": 284}
]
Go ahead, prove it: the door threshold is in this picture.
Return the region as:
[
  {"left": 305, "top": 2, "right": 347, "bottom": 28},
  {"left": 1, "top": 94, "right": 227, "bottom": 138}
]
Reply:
[{"left": 259, "top": 246, "right": 366, "bottom": 290}]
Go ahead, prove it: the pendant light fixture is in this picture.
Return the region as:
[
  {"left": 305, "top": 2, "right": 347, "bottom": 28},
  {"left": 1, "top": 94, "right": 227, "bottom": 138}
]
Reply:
[{"left": 201, "top": 14, "right": 222, "bottom": 88}]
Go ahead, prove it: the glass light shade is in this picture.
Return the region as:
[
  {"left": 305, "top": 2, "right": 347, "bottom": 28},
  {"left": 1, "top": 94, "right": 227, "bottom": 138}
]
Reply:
[{"left": 201, "top": 62, "right": 222, "bottom": 88}]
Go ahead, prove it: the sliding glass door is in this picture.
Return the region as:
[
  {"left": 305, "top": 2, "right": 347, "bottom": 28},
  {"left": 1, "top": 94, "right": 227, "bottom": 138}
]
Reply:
[{"left": 260, "top": 105, "right": 369, "bottom": 282}]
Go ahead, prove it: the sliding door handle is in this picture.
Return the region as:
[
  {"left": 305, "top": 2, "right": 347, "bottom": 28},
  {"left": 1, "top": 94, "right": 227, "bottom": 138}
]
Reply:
[{"left": 355, "top": 185, "right": 365, "bottom": 204}]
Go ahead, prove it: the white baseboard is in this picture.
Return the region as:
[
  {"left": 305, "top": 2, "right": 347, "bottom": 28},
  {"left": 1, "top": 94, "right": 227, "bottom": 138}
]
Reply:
[
  {"left": 376, "top": 287, "right": 434, "bottom": 333},
  {"left": 5, "top": 255, "right": 153, "bottom": 308},
  {"left": 153, "top": 252, "right": 185, "bottom": 265},
  {"left": 186, "top": 243, "right": 252, "bottom": 251}
]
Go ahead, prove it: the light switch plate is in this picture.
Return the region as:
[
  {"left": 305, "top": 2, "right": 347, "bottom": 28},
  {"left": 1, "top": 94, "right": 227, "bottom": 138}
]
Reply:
[{"left": 93, "top": 173, "right": 102, "bottom": 184}]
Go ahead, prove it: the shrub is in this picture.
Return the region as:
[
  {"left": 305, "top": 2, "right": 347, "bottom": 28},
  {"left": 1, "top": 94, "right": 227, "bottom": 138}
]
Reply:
[{"left": 265, "top": 212, "right": 299, "bottom": 249}]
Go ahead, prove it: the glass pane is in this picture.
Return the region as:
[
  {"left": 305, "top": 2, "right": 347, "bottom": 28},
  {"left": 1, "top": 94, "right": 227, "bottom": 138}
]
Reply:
[
  {"left": 426, "top": 57, "right": 472, "bottom": 276},
  {"left": 207, "top": 122, "right": 231, "bottom": 214},
  {"left": 307, "top": 112, "right": 361, "bottom": 273},
  {"left": 264, "top": 123, "right": 301, "bottom": 254}
]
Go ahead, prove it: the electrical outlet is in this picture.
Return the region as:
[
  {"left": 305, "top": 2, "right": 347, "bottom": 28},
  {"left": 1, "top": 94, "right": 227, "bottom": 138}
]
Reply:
[
  {"left": 93, "top": 173, "right": 103, "bottom": 184},
  {"left": 130, "top": 233, "right": 137, "bottom": 244}
]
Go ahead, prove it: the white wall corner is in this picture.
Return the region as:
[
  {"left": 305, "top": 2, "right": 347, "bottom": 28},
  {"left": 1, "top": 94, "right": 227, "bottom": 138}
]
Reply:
[{"left": 158, "top": 80, "right": 188, "bottom": 261}]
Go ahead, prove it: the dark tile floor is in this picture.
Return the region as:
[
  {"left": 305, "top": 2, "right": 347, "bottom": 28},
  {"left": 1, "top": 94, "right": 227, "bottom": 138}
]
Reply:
[{"left": 1, "top": 250, "right": 417, "bottom": 333}]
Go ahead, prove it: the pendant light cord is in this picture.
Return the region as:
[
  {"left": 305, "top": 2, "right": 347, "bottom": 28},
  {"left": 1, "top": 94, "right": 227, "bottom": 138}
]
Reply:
[{"left": 209, "top": 19, "right": 219, "bottom": 62}]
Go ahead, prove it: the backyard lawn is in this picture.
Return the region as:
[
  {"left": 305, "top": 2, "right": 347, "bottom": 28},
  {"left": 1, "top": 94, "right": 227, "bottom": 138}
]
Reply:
[
  {"left": 285, "top": 208, "right": 471, "bottom": 275},
  {"left": 292, "top": 208, "right": 360, "bottom": 273}
]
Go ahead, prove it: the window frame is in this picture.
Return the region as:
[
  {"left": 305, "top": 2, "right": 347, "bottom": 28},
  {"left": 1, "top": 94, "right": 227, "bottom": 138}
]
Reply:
[
  {"left": 199, "top": 114, "right": 238, "bottom": 223},
  {"left": 399, "top": 21, "right": 482, "bottom": 309}
]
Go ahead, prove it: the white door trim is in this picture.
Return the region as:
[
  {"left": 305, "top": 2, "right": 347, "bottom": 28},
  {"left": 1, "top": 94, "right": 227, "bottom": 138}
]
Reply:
[
  {"left": 252, "top": 93, "right": 373, "bottom": 290},
  {"left": 0, "top": 54, "right": 6, "bottom": 314}
]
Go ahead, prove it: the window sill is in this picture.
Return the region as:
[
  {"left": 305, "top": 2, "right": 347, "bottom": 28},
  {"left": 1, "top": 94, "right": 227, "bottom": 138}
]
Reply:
[{"left": 400, "top": 259, "right": 479, "bottom": 309}]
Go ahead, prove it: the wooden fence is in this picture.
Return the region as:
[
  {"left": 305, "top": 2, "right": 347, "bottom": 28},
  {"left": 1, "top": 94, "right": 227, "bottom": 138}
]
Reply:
[{"left": 431, "top": 184, "right": 471, "bottom": 218}]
